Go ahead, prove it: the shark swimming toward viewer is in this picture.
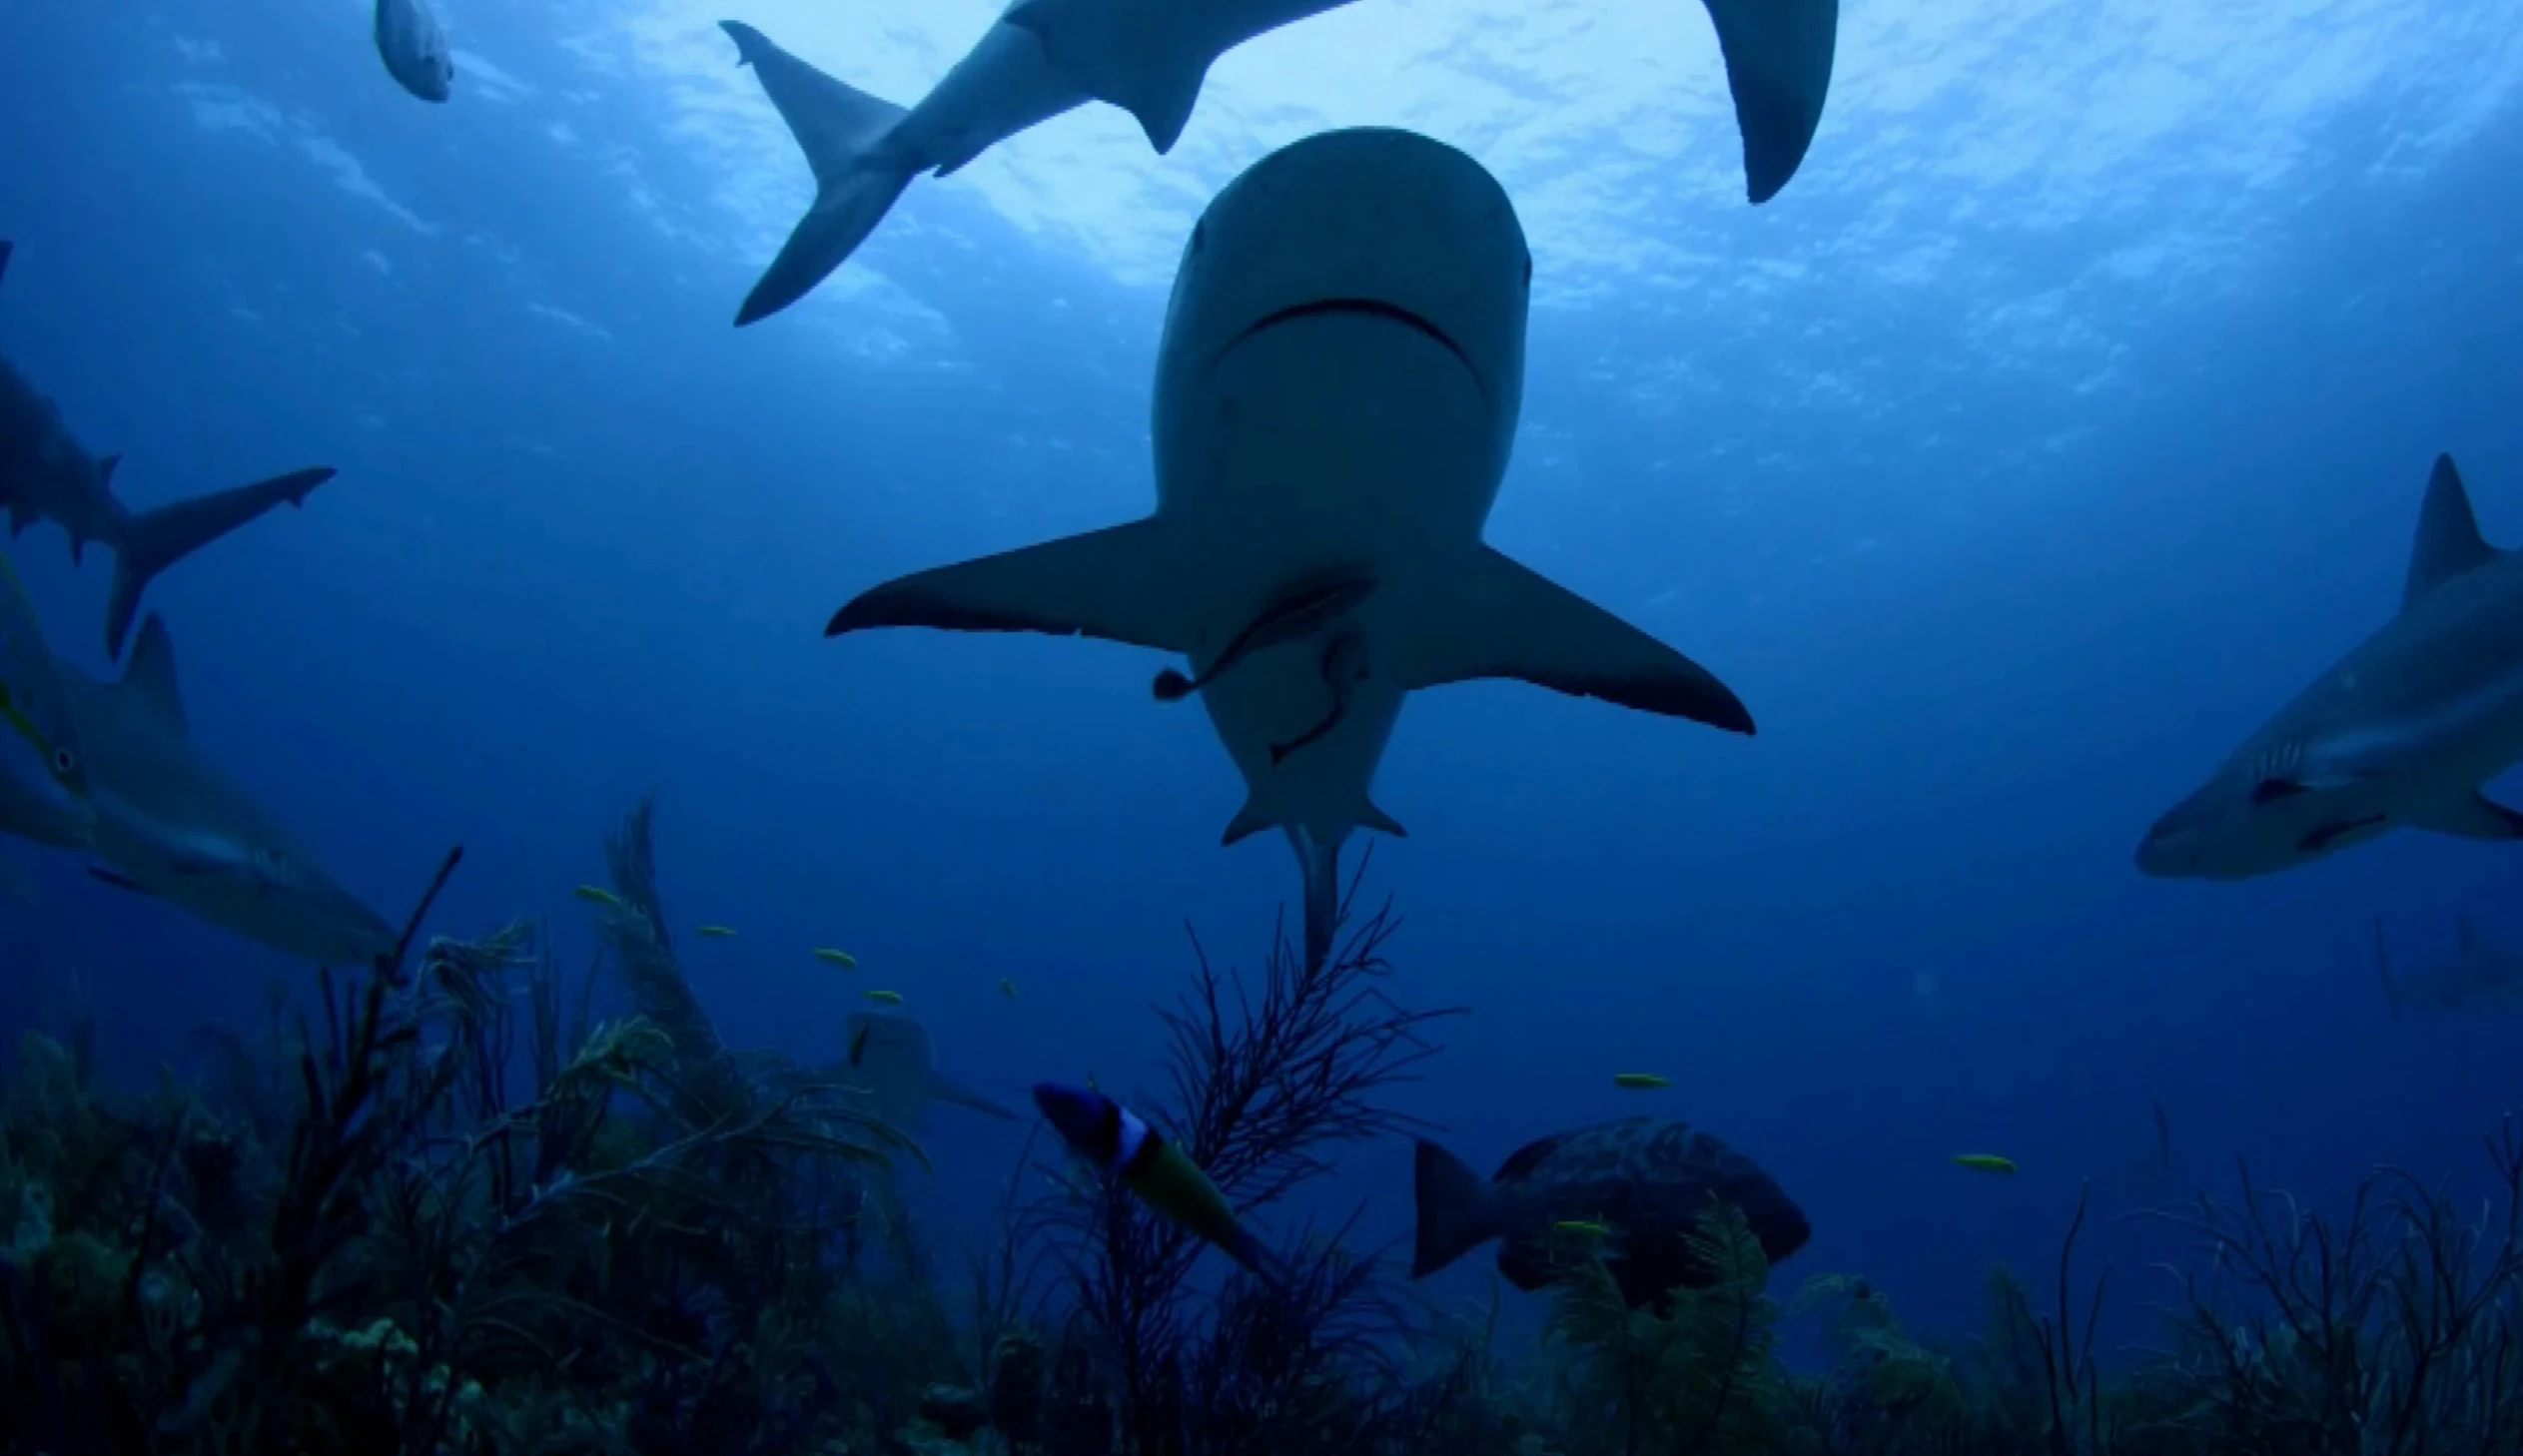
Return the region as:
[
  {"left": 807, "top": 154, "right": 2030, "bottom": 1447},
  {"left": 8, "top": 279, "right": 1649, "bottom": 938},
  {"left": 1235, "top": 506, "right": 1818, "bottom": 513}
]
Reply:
[
  {"left": 720, "top": 0, "right": 1838, "bottom": 324},
  {"left": 825, "top": 127, "right": 1755, "bottom": 966},
  {"left": 841, "top": 1011, "right": 1020, "bottom": 1133},
  {"left": 0, "top": 555, "right": 395, "bottom": 965},
  {"left": 1, "top": 241, "right": 342, "bottom": 659},
  {"left": 2140, "top": 455, "right": 2523, "bottom": 880}
]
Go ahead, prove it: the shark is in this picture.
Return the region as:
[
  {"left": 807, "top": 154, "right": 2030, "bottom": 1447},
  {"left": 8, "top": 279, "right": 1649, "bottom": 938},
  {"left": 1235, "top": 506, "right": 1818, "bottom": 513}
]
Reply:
[
  {"left": 841, "top": 1011, "right": 1021, "bottom": 1133},
  {"left": 721, "top": 0, "right": 1840, "bottom": 325},
  {"left": 2139, "top": 454, "right": 2523, "bottom": 880},
  {"left": 999, "top": 0, "right": 1841, "bottom": 205},
  {"left": 1, "top": 240, "right": 342, "bottom": 659},
  {"left": 2374, "top": 915, "right": 2523, "bottom": 1016},
  {"left": 0, "top": 558, "right": 395, "bottom": 966},
  {"left": 824, "top": 127, "right": 1755, "bottom": 966}
]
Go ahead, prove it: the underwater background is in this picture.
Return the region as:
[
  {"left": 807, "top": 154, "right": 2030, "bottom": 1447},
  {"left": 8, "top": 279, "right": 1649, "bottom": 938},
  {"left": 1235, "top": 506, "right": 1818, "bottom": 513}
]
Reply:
[{"left": 4, "top": 0, "right": 2523, "bottom": 1442}]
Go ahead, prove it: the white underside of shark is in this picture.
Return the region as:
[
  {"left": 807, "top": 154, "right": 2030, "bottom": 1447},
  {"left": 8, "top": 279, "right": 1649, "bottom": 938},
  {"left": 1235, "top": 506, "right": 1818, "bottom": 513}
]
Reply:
[
  {"left": 719, "top": 0, "right": 1839, "bottom": 324},
  {"left": 826, "top": 127, "right": 1755, "bottom": 963},
  {"left": 2140, "top": 454, "right": 2523, "bottom": 880}
]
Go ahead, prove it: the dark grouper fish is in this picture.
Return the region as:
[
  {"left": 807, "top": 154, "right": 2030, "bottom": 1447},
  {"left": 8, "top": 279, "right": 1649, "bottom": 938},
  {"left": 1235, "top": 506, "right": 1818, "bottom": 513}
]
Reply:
[{"left": 1412, "top": 1115, "right": 1809, "bottom": 1310}]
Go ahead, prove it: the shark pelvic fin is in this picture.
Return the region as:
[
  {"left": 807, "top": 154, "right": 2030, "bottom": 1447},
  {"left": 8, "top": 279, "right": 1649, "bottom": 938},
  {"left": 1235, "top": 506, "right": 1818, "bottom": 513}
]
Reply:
[
  {"left": 2408, "top": 790, "right": 2523, "bottom": 841},
  {"left": 119, "top": 616, "right": 188, "bottom": 734},
  {"left": 1220, "top": 787, "right": 1404, "bottom": 847},
  {"left": 721, "top": 21, "right": 920, "bottom": 327},
  {"left": 1388, "top": 545, "right": 1755, "bottom": 734},
  {"left": 108, "top": 465, "right": 336, "bottom": 660},
  {"left": 1698, "top": 0, "right": 1839, "bottom": 203},
  {"left": 827, "top": 518, "right": 1202, "bottom": 652},
  {"left": 1003, "top": 0, "right": 1211, "bottom": 153},
  {"left": 2403, "top": 454, "right": 2497, "bottom": 608}
]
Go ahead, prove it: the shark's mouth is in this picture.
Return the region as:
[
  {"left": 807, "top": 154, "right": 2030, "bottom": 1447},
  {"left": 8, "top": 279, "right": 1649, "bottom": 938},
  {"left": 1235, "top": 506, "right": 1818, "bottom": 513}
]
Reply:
[{"left": 1217, "top": 298, "right": 1479, "bottom": 385}]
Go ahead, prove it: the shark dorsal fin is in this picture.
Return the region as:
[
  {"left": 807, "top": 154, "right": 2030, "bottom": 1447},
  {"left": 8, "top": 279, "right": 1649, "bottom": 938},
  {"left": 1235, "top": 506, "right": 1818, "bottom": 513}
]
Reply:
[
  {"left": 2404, "top": 454, "right": 2496, "bottom": 608},
  {"left": 120, "top": 615, "right": 188, "bottom": 734}
]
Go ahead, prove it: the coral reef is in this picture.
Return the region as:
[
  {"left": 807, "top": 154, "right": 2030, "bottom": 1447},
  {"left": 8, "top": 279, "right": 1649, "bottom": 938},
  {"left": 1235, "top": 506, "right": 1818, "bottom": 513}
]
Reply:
[{"left": 6, "top": 806, "right": 2522, "bottom": 1455}]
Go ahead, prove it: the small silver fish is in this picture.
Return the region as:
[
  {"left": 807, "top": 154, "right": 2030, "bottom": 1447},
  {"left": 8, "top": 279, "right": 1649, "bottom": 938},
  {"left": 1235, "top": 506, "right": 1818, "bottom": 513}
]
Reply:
[{"left": 375, "top": 0, "right": 453, "bottom": 103}]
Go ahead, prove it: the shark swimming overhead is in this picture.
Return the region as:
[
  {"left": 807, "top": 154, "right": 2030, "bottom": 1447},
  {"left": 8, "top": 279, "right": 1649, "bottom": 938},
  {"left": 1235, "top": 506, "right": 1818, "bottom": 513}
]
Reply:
[
  {"left": 0, "top": 241, "right": 343, "bottom": 658},
  {"left": 825, "top": 127, "right": 1755, "bottom": 966},
  {"left": 998, "top": 0, "right": 1841, "bottom": 204},
  {"left": 2139, "top": 454, "right": 2523, "bottom": 881}
]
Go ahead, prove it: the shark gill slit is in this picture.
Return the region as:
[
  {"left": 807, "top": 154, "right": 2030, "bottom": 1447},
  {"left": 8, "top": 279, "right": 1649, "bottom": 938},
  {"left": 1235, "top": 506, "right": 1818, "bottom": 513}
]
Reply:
[{"left": 1214, "top": 298, "right": 1478, "bottom": 382}]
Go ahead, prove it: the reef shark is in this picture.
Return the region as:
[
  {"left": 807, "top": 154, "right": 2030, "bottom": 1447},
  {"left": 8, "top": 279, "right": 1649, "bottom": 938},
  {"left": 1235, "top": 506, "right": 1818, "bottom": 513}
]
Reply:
[
  {"left": 0, "top": 560, "right": 394, "bottom": 965},
  {"left": 825, "top": 127, "right": 1755, "bottom": 965},
  {"left": 720, "top": 0, "right": 1839, "bottom": 324},
  {"left": 2139, "top": 455, "right": 2523, "bottom": 880},
  {"left": 2375, "top": 915, "right": 2523, "bottom": 1016},
  {"left": 1, "top": 240, "right": 342, "bottom": 659},
  {"left": 841, "top": 1011, "right": 1020, "bottom": 1133}
]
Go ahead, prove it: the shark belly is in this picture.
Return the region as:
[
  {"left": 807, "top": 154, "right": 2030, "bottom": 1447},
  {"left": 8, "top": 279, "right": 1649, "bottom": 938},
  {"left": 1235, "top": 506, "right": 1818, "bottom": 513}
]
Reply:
[
  {"left": 1156, "top": 313, "right": 1502, "bottom": 654},
  {"left": 900, "top": 22, "right": 1093, "bottom": 176}
]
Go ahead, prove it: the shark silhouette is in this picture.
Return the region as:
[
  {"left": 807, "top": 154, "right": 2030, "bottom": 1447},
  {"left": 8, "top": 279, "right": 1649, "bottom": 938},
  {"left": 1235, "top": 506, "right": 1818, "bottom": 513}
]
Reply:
[
  {"left": 825, "top": 128, "right": 1754, "bottom": 965},
  {"left": 2141, "top": 455, "right": 2523, "bottom": 879},
  {"left": 0, "top": 240, "right": 342, "bottom": 658},
  {"left": 719, "top": 0, "right": 1839, "bottom": 324},
  {"left": 0, "top": 561, "right": 394, "bottom": 966}
]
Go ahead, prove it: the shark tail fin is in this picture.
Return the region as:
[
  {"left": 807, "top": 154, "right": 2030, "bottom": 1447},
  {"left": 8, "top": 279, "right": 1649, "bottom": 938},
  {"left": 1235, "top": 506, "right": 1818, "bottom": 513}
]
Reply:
[
  {"left": 1410, "top": 1137, "right": 1497, "bottom": 1279},
  {"left": 1003, "top": 0, "right": 1209, "bottom": 153},
  {"left": 1281, "top": 824, "right": 1355, "bottom": 973},
  {"left": 722, "top": 21, "right": 921, "bottom": 327},
  {"left": 2375, "top": 918, "right": 2401, "bottom": 1019},
  {"left": 107, "top": 465, "right": 337, "bottom": 660},
  {"left": 1390, "top": 544, "right": 1756, "bottom": 735},
  {"left": 928, "top": 1071, "right": 1021, "bottom": 1121},
  {"left": 1699, "top": 0, "right": 1838, "bottom": 203},
  {"left": 826, "top": 517, "right": 1202, "bottom": 652}
]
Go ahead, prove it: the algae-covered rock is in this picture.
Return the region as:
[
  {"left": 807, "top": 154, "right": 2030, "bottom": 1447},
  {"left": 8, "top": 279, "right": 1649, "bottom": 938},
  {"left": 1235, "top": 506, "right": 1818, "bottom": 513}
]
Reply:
[{"left": 918, "top": 1382, "right": 990, "bottom": 1439}]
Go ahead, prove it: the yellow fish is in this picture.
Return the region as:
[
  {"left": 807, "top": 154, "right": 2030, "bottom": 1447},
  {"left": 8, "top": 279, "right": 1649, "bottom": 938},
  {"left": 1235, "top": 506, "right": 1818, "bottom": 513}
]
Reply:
[
  {"left": 1000, "top": 977, "right": 1018, "bottom": 1000},
  {"left": 862, "top": 989, "right": 904, "bottom": 1006},
  {"left": 813, "top": 947, "right": 858, "bottom": 969},
  {"left": 1553, "top": 1219, "right": 1610, "bottom": 1238},
  {"left": 1612, "top": 1073, "right": 1670, "bottom": 1090},
  {"left": 696, "top": 925, "right": 737, "bottom": 938},
  {"left": 573, "top": 884, "right": 622, "bottom": 907},
  {"left": 1954, "top": 1153, "right": 2018, "bottom": 1174}
]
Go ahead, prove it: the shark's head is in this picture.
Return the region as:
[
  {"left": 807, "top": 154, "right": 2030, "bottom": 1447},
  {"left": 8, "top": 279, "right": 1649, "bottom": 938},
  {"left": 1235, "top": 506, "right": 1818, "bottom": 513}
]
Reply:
[
  {"left": 2134, "top": 752, "right": 2385, "bottom": 881},
  {"left": 1155, "top": 126, "right": 1530, "bottom": 452}
]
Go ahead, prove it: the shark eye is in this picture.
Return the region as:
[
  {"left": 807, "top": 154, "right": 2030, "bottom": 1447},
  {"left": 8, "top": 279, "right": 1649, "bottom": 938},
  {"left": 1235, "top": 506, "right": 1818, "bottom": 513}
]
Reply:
[{"left": 50, "top": 748, "right": 72, "bottom": 777}]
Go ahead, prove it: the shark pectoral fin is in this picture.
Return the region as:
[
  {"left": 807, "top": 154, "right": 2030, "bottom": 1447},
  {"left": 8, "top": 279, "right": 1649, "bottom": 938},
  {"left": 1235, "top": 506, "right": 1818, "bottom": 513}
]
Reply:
[
  {"left": 1390, "top": 546, "right": 1755, "bottom": 734},
  {"left": 109, "top": 466, "right": 337, "bottom": 660},
  {"left": 2403, "top": 455, "right": 2497, "bottom": 608},
  {"left": 720, "top": 21, "right": 920, "bottom": 326},
  {"left": 929, "top": 1072, "right": 1021, "bottom": 1121},
  {"left": 1700, "top": 0, "right": 1839, "bottom": 203},
  {"left": 2408, "top": 791, "right": 2523, "bottom": 841},
  {"left": 1003, "top": 0, "right": 1210, "bottom": 153},
  {"left": 88, "top": 865, "right": 155, "bottom": 896},
  {"left": 827, "top": 518, "right": 1201, "bottom": 653}
]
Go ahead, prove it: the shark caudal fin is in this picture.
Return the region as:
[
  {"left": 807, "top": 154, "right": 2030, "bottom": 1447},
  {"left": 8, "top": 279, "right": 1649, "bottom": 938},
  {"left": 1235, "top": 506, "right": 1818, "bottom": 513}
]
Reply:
[
  {"left": 722, "top": 21, "right": 921, "bottom": 327},
  {"left": 826, "top": 518, "right": 1204, "bottom": 651},
  {"left": 106, "top": 466, "right": 337, "bottom": 661},
  {"left": 1410, "top": 1137, "right": 1498, "bottom": 1279},
  {"left": 1699, "top": 0, "right": 1838, "bottom": 203},
  {"left": 1388, "top": 545, "right": 1755, "bottom": 735}
]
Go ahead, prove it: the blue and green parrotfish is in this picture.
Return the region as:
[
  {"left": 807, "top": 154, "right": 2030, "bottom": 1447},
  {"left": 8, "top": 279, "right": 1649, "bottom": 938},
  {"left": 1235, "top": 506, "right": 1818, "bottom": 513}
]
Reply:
[{"left": 1032, "top": 1082, "right": 1275, "bottom": 1280}]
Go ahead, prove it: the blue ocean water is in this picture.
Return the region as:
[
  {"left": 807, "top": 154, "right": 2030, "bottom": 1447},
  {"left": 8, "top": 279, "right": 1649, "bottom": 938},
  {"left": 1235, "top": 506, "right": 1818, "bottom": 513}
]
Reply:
[{"left": 1, "top": 0, "right": 2519, "bottom": 1362}]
